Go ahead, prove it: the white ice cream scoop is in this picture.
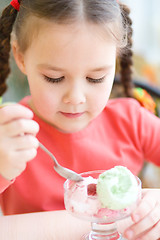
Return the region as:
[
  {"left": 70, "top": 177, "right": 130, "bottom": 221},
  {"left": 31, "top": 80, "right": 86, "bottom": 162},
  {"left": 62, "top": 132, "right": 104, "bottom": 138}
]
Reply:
[{"left": 97, "top": 166, "right": 139, "bottom": 210}]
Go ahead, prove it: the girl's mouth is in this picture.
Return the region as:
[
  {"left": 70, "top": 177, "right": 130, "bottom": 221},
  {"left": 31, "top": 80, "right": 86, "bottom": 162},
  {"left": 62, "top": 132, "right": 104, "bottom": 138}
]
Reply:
[{"left": 60, "top": 112, "right": 85, "bottom": 118}]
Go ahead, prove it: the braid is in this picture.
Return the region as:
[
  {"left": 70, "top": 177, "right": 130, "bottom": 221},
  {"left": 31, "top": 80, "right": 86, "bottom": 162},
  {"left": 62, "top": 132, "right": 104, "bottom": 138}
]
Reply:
[
  {"left": 0, "top": 4, "right": 19, "bottom": 96},
  {"left": 119, "top": 4, "right": 134, "bottom": 97}
]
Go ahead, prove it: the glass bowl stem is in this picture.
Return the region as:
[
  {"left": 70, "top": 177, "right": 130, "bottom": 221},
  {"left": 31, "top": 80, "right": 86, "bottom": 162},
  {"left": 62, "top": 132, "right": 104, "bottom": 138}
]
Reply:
[{"left": 82, "top": 222, "right": 122, "bottom": 240}]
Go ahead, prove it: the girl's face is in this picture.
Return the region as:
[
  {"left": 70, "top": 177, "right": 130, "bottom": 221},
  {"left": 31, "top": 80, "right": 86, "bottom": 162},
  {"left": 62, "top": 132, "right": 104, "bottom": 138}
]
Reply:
[{"left": 18, "top": 21, "right": 117, "bottom": 133}]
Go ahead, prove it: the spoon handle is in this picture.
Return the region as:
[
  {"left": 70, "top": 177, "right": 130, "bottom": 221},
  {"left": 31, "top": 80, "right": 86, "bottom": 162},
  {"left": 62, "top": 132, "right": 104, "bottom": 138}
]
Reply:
[
  {"left": 39, "top": 142, "right": 83, "bottom": 182},
  {"left": 39, "top": 142, "right": 59, "bottom": 166}
]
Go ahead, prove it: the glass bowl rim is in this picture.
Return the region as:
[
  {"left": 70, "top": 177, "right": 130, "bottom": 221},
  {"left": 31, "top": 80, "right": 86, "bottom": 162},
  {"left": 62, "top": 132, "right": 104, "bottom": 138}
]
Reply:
[{"left": 64, "top": 169, "right": 142, "bottom": 190}]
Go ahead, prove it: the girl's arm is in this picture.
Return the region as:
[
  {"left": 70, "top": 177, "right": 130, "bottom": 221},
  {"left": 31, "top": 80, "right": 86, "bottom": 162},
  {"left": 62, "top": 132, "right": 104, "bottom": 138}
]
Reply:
[{"left": 0, "top": 210, "right": 90, "bottom": 240}]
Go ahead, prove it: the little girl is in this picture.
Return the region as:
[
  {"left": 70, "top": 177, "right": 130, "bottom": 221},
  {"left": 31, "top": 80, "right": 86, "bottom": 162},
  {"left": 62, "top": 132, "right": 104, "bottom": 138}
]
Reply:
[{"left": 0, "top": 0, "right": 160, "bottom": 239}]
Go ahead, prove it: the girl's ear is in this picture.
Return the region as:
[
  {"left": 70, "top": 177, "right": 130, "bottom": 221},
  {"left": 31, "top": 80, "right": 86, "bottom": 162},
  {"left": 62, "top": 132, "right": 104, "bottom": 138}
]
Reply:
[{"left": 11, "top": 41, "right": 26, "bottom": 75}]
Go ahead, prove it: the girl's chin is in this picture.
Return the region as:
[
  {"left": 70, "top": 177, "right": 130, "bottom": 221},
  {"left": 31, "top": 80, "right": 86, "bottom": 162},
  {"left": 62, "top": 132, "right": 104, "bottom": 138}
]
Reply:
[
  {"left": 55, "top": 125, "right": 87, "bottom": 134},
  {"left": 54, "top": 121, "right": 90, "bottom": 133}
]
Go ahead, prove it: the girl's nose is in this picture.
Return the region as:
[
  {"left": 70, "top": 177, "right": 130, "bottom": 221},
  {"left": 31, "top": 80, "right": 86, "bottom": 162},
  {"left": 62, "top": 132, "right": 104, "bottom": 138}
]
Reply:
[{"left": 62, "top": 84, "right": 86, "bottom": 105}]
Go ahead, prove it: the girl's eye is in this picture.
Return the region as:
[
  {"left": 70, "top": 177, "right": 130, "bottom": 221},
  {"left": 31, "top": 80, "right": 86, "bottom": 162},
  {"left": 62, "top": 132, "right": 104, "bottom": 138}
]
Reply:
[
  {"left": 86, "top": 76, "right": 105, "bottom": 84},
  {"left": 43, "top": 75, "right": 64, "bottom": 83}
]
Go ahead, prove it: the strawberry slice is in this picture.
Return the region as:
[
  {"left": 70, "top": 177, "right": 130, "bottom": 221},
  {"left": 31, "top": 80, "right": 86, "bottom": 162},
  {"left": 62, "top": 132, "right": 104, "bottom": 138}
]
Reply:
[{"left": 87, "top": 183, "right": 97, "bottom": 196}]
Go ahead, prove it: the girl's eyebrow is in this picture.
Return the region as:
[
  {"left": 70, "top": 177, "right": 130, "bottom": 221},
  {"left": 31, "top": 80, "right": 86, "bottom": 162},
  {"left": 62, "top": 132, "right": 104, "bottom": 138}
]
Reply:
[
  {"left": 90, "top": 65, "right": 113, "bottom": 72},
  {"left": 37, "top": 64, "right": 64, "bottom": 71},
  {"left": 37, "top": 64, "right": 113, "bottom": 72}
]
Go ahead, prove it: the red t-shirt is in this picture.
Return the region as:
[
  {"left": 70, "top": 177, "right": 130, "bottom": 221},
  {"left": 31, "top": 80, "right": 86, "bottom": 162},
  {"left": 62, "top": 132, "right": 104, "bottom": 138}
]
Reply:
[{"left": 0, "top": 96, "right": 160, "bottom": 215}]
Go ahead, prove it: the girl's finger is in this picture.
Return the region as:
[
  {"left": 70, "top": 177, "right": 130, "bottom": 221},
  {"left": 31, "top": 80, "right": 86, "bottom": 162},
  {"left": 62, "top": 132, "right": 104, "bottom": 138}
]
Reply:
[
  {"left": 12, "top": 148, "right": 38, "bottom": 164},
  {"left": 0, "top": 147, "right": 38, "bottom": 181},
  {"left": 135, "top": 220, "right": 160, "bottom": 240},
  {"left": 10, "top": 135, "right": 39, "bottom": 151},
  {"left": 1, "top": 119, "right": 39, "bottom": 137},
  {"left": 124, "top": 202, "right": 160, "bottom": 238},
  {"left": 0, "top": 104, "right": 33, "bottom": 124}
]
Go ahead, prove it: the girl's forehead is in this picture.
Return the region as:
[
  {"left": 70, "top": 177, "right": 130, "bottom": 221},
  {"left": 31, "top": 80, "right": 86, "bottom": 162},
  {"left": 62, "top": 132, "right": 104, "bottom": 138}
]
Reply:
[
  {"left": 28, "top": 22, "right": 116, "bottom": 56},
  {"left": 16, "top": 14, "right": 120, "bottom": 54},
  {"left": 24, "top": 22, "right": 116, "bottom": 73},
  {"left": 21, "top": 17, "right": 117, "bottom": 72},
  {"left": 28, "top": 17, "right": 116, "bottom": 48}
]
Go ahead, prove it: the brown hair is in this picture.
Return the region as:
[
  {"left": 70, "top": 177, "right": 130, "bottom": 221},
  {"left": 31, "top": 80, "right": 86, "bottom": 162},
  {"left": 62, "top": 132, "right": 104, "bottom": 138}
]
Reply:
[
  {"left": 0, "top": 0, "right": 133, "bottom": 97},
  {"left": 119, "top": 4, "right": 133, "bottom": 97}
]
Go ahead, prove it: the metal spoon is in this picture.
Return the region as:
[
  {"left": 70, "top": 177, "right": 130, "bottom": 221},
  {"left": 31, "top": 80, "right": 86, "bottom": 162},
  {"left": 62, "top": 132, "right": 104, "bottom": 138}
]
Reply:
[{"left": 39, "top": 142, "right": 83, "bottom": 182}]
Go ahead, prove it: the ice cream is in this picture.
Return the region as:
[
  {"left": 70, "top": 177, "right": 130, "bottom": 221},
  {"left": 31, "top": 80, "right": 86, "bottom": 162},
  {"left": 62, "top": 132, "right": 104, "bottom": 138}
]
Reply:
[
  {"left": 65, "top": 176, "right": 101, "bottom": 216},
  {"left": 64, "top": 166, "right": 140, "bottom": 222},
  {"left": 97, "top": 166, "right": 139, "bottom": 210}
]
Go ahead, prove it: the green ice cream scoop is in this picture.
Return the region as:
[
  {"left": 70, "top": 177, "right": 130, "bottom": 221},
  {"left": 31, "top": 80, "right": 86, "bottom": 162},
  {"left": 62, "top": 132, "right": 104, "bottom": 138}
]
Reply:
[{"left": 97, "top": 166, "right": 138, "bottom": 210}]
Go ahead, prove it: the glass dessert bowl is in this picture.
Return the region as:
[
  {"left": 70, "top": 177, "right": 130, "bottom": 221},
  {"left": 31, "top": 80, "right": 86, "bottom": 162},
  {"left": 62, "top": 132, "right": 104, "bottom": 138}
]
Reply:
[{"left": 64, "top": 168, "right": 142, "bottom": 240}]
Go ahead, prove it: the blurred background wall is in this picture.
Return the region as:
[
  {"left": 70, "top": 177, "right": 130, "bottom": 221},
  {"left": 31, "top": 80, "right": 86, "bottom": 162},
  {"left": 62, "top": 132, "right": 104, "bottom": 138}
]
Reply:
[
  {"left": 123, "top": 0, "right": 160, "bottom": 65},
  {"left": 122, "top": 0, "right": 160, "bottom": 87}
]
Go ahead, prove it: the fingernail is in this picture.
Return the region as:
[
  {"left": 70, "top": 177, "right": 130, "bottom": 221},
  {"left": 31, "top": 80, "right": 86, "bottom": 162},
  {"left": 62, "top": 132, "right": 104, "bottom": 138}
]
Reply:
[{"left": 125, "top": 230, "right": 133, "bottom": 239}]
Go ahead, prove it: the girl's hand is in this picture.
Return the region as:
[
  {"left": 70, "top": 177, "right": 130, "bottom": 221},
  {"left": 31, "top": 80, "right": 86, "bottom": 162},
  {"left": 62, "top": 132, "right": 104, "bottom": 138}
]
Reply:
[
  {"left": 0, "top": 104, "right": 39, "bottom": 180},
  {"left": 122, "top": 188, "right": 160, "bottom": 240}
]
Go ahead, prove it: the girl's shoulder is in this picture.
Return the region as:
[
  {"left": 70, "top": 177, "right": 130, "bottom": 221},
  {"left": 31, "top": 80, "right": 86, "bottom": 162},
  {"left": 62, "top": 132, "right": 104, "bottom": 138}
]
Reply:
[
  {"left": 107, "top": 97, "right": 140, "bottom": 109},
  {"left": 106, "top": 97, "right": 142, "bottom": 117},
  {"left": 105, "top": 97, "right": 159, "bottom": 127}
]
